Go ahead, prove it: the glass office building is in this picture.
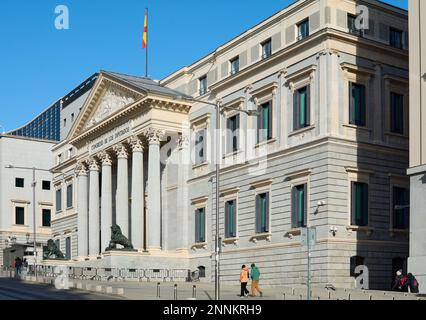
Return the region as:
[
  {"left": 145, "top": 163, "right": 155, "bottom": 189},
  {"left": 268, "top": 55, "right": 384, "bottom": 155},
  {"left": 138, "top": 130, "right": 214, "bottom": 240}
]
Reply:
[{"left": 9, "top": 74, "right": 98, "bottom": 142}]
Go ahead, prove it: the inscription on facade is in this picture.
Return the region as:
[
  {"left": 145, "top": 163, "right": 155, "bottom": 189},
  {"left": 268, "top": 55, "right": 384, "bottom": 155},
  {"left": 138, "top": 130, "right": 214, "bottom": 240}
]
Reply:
[{"left": 89, "top": 122, "right": 133, "bottom": 155}]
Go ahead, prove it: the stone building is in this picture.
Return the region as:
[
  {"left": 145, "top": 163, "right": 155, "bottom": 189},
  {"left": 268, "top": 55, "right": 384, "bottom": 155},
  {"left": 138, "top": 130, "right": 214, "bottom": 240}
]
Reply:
[
  {"left": 51, "top": 0, "right": 410, "bottom": 289},
  {"left": 407, "top": 0, "right": 426, "bottom": 293}
]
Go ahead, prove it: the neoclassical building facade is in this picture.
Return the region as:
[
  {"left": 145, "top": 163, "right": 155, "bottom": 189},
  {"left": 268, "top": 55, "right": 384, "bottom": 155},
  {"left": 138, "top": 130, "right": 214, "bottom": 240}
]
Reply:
[{"left": 51, "top": 0, "right": 410, "bottom": 289}]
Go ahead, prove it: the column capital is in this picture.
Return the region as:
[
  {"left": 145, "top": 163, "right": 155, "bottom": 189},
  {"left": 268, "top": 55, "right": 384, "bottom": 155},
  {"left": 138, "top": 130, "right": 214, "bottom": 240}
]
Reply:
[
  {"left": 99, "top": 151, "right": 113, "bottom": 166},
  {"left": 143, "top": 128, "right": 165, "bottom": 145},
  {"left": 75, "top": 162, "right": 88, "bottom": 176},
  {"left": 88, "top": 158, "right": 100, "bottom": 171},
  {"left": 113, "top": 143, "right": 128, "bottom": 159},
  {"left": 129, "top": 136, "right": 144, "bottom": 153}
]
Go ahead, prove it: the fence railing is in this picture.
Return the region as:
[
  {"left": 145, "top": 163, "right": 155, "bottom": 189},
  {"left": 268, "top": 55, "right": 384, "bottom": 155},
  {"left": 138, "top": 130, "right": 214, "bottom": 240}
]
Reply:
[{"left": 3, "top": 265, "right": 192, "bottom": 282}]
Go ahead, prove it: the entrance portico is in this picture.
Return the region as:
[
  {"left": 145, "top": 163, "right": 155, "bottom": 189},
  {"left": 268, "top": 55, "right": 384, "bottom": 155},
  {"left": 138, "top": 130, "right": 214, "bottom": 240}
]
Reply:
[{"left": 65, "top": 71, "right": 191, "bottom": 261}]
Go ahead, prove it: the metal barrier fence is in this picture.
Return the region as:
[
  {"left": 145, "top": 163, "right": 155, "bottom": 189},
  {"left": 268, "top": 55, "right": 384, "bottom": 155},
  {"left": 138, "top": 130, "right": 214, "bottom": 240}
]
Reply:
[{"left": 15, "top": 266, "right": 191, "bottom": 283}]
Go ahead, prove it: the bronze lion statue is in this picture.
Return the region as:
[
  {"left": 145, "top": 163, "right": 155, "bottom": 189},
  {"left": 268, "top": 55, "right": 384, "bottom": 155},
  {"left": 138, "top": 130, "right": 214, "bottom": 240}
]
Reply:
[
  {"left": 44, "top": 239, "right": 65, "bottom": 260},
  {"left": 106, "top": 224, "right": 134, "bottom": 251}
]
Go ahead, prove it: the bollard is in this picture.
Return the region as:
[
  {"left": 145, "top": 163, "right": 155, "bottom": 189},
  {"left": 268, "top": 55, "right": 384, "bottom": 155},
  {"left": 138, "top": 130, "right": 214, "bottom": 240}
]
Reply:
[
  {"left": 192, "top": 285, "right": 197, "bottom": 299},
  {"left": 174, "top": 284, "right": 178, "bottom": 300},
  {"left": 157, "top": 282, "right": 161, "bottom": 298}
]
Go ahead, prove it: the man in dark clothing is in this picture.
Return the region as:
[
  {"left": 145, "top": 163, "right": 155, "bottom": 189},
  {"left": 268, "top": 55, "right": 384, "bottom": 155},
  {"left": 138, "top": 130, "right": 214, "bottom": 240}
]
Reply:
[
  {"left": 15, "top": 257, "right": 23, "bottom": 275},
  {"left": 407, "top": 273, "right": 420, "bottom": 293},
  {"left": 392, "top": 270, "right": 408, "bottom": 292}
]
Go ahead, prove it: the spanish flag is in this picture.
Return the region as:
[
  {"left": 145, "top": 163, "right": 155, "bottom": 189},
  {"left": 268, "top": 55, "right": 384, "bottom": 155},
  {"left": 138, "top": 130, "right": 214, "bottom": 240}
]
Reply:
[{"left": 142, "top": 8, "right": 148, "bottom": 49}]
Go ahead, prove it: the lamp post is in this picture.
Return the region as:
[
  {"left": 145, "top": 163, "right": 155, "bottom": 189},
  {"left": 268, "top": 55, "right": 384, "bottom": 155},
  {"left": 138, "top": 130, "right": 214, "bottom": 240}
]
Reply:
[
  {"left": 175, "top": 95, "right": 258, "bottom": 300},
  {"left": 5, "top": 165, "right": 55, "bottom": 277}
]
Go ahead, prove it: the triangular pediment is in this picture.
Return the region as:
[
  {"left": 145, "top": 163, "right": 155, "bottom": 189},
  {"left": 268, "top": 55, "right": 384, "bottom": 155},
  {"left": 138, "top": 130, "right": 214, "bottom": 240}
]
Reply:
[{"left": 69, "top": 73, "right": 145, "bottom": 140}]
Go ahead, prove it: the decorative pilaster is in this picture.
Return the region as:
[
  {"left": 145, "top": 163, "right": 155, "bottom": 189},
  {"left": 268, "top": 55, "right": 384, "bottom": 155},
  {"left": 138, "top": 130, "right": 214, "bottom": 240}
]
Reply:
[
  {"left": 113, "top": 143, "right": 129, "bottom": 238},
  {"left": 100, "top": 152, "right": 113, "bottom": 252},
  {"left": 75, "top": 162, "right": 89, "bottom": 258},
  {"left": 176, "top": 134, "right": 190, "bottom": 251},
  {"left": 88, "top": 158, "right": 100, "bottom": 256},
  {"left": 129, "top": 136, "right": 145, "bottom": 250}
]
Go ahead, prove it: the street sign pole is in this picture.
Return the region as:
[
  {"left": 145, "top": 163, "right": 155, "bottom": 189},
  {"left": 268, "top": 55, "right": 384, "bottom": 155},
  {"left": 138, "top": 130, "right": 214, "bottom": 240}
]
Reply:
[{"left": 307, "top": 227, "right": 311, "bottom": 301}]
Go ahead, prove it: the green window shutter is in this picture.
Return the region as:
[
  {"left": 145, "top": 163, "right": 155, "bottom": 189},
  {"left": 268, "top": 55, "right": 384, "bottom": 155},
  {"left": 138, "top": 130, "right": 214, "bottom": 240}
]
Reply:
[
  {"left": 257, "top": 105, "right": 262, "bottom": 143},
  {"left": 233, "top": 201, "right": 237, "bottom": 237},
  {"left": 351, "top": 182, "right": 357, "bottom": 225},
  {"left": 303, "top": 184, "right": 308, "bottom": 227},
  {"left": 291, "top": 187, "right": 297, "bottom": 228},
  {"left": 264, "top": 193, "right": 270, "bottom": 232},
  {"left": 195, "top": 210, "right": 200, "bottom": 243},
  {"left": 391, "top": 93, "right": 404, "bottom": 134},
  {"left": 349, "top": 83, "right": 355, "bottom": 125},
  {"left": 305, "top": 86, "right": 310, "bottom": 127},
  {"left": 200, "top": 209, "right": 206, "bottom": 242},
  {"left": 255, "top": 195, "right": 261, "bottom": 233},
  {"left": 225, "top": 202, "right": 229, "bottom": 238},
  {"left": 267, "top": 102, "right": 273, "bottom": 139},
  {"left": 294, "top": 90, "right": 300, "bottom": 130},
  {"left": 360, "top": 85, "right": 366, "bottom": 126},
  {"left": 300, "top": 89, "right": 306, "bottom": 127},
  {"left": 362, "top": 184, "right": 369, "bottom": 226},
  {"left": 226, "top": 118, "right": 232, "bottom": 154},
  {"left": 235, "top": 115, "right": 240, "bottom": 152}
]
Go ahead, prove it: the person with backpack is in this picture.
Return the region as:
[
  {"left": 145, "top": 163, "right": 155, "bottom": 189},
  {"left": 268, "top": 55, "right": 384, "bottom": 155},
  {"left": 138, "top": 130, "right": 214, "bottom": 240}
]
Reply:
[
  {"left": 250, "top": 263, "right": 263, "bottom": 297},
  {"left": 407, "top": 273, "right": 420, "bottom": 293},
  {"left": 392, "top": 270, "right": 409, "bottom": 292},
  {"left": 240, "top": 265, "right": 250, "bottom": 297}
]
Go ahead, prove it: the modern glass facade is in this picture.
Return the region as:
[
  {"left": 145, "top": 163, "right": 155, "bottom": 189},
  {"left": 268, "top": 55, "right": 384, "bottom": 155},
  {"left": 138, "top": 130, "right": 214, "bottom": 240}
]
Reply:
[
  {"left": 8, "top": 73, "right": 98, "bottom": 142},
  {"left": 9, "top": 101, "right": 61, "bottom": 141}
]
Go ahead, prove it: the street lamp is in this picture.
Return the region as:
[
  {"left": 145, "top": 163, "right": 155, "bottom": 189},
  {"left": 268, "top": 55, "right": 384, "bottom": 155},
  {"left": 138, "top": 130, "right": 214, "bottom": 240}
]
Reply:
[
  {"left": 5, "top": 165, "right": 55, "bottom": 277},
  {"left": 175, "top": 95, "right": 259, "bottom": 300}
]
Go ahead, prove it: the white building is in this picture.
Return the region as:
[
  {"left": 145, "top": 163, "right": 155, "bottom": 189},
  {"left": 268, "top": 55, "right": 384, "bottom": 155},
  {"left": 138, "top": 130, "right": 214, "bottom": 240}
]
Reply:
[{"left": 0, "top": 135, "right": 55, "bottom": 267}]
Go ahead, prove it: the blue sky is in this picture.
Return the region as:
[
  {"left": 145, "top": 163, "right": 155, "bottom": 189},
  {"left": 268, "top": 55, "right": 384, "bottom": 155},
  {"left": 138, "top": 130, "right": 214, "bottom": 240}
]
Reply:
[{"left": 0, "top": 0, "right": 408, "bottom": 131}]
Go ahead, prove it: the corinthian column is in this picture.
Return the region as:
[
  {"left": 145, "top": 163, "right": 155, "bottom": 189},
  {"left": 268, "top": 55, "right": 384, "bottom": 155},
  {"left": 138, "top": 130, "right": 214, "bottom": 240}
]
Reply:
[
  {"left": 100, "top": 152, "right": 112, "bottom": 252},
  {"left": 145, "top": 128, "right": 165, "bottom": 251},
  {"left": 76, "top": 163, "right": 89, "bottom": 258},
  {"left": 114, "top": 143, "right": 129, "bottom": 238},
  {"left": 88, "top": 158, "right": 100, "bottom": 256},
  {"left": 130, "top": 137, "right": 144, "bottom": 250}
]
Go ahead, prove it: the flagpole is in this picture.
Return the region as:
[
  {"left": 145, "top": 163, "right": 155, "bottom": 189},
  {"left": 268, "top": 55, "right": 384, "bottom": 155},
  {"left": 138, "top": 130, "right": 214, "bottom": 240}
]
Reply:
[{"left": 145, "top": 8, "right": 148, "bottom": 78}]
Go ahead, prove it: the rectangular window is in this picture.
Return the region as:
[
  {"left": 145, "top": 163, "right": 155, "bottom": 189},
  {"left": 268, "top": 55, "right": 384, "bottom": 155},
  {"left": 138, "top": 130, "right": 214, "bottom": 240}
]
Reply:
[
  {"left": 42, "top": 181, "right": 51, "bottom": 190},
  {"left": 195, "top": 129, "right": 206, "bottom": 165},
  {"left": 349, "top": 82, "right": 366, "bottom": 126},
  {"left": 66, "top": 184, "right": 73, "bottom": 208},
  {"left": 347, "top": 14, "right": 361, "bottom": 36},
  {"left": 255, "top": 193, "right": 269, "bottom": 234},
  {"left": 292, "top": 184, "right": 307, "bottom": 228},
  {"left": 351, "top": 182, "right": 369, "bottom": 226},
  {"left": 63, "top": 118, "right": 67, "bottom": 128},
  {"left": 42, "top": 209, "right": 51, "bottom": 227},
  {"left": 257, "top": 101, "right": 273, "bottom": 143},
  {"left": 226, "top": 115, "right": 240, "bottom": 153},
  {"left": 195, "top": 208, "right": 206, "bottom": 243},
  {"left": 56, "top": 189, "right": 62, "bottom": 212},
  {"left": 297, "top": 19, "right": 310, "bottom": 40},
  {"left": 199, "top": 75, "right": 207, "bottom": 96},
  {"left": 390, "top": 92, "right": 404, "bottom": 134},
  {"left": 293, "top": 86, "right": 310, "bottom": 130},
  {"left": 230, "top": 56, "right": 240, "bottom": 75},
  {"left": 393, "top": 187, "right": 409, "bottom": 230},
  {"left": 15, "top": 178, "right": 24, "bottom": 188},
  {"left": 390, "top": 27, "right": 403, "bottom": 49},
  {"left": 261, "top": 39, "right": 272, "bottom": 59},
  {"left": 15, "top": 207, "right": 25, "bottom": 225},
  {"left": 225, "top": 199, "right": 237, "bottom": 238}
]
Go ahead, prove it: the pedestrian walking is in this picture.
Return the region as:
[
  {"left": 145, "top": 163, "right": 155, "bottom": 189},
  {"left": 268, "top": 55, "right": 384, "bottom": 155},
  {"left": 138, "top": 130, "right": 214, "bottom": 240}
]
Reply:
[
  {"left": 407, "top": 273, "right": 420, "bottom": 293},
  {"left": 240, "top": 265, "right": 250, "bottom": 297},
  {"left": 250, "top": 263, "right": 263, "bottom": 297}
]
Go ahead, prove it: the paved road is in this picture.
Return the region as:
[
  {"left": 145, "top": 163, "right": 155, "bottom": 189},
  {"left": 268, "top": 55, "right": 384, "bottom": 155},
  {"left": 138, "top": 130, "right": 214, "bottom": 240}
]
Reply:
[{"left": 0, "top": 278, "right": 120, "bottom": 300}]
